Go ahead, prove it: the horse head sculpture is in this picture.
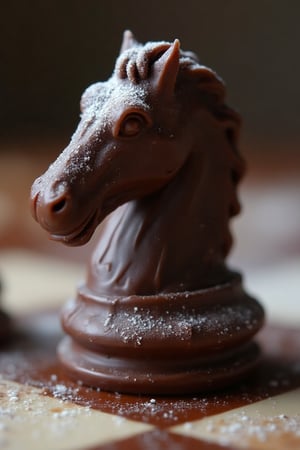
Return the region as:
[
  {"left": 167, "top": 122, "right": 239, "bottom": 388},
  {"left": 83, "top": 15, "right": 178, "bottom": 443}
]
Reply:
[
  {"left": 31, "top": 31, "right": 245, "bottom": 296},
  {"left": 30, "top": 32, "right": 264, "bottom": 394}
]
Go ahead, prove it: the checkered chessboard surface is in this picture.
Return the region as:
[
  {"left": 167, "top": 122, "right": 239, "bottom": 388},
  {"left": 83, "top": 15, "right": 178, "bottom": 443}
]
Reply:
[{"left": 0, "top": 250, "right": 299, "bottom": 450}]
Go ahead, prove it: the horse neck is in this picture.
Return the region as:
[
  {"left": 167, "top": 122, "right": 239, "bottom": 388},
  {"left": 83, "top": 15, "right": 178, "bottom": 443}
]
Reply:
[
  {"left": 90, "top": 122, "right": 235, "bottom": 296},
  {"left": 133, "top": 115, "right": 235, "bottom": 288}
]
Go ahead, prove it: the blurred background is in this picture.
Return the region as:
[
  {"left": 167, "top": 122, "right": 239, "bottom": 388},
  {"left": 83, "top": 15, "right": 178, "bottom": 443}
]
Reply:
[
  {"left": 1, "top": 0, "right": 300, "bottom": 147},
  {"left": 0, "top": 1, "right": 299, "bottom": 318}
]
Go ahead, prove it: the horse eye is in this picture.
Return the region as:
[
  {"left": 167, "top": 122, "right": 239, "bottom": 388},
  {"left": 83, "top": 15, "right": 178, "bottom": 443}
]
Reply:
[{"left": 118, "top": 115, "right": 145, "bottom": 137}]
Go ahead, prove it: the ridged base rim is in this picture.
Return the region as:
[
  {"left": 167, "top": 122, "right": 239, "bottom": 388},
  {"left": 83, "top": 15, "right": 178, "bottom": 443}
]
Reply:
[{"left": 58, "top": 336, "right": 261, "bottom": 395}]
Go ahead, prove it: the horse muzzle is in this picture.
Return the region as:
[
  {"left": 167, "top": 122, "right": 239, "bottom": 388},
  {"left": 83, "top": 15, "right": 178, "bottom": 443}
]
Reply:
[{"left": 30, "top": 177, "right": 98, "bottom": 246}]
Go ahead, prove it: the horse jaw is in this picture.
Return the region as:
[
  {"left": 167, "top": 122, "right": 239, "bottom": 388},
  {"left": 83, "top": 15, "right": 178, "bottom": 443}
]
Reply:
[{"left": 48, "top": 209, "right": 99, "bottom": 247}]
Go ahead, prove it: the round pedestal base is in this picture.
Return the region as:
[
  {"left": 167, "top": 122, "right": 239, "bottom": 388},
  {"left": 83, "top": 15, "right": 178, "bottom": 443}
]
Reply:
[
  {"left": 58, "top": 275, "right": 265, "bottom": 394},
  {"left": 58, "top": 337, "right": 261, "bottom": 395}
]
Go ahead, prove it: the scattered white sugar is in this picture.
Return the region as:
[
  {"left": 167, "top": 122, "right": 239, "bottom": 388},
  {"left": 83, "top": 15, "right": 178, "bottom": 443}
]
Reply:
[
  {"left": 53, "top": 409, "right": 76, "bottom": 419},
  {"left": 108, "top": 395, "right": 215, "bottom": 425},
  {"left": 203, "top": 412, "right": 300, "bottom": 447},
  {"left": 104, "top": 313, "right": 113, "bottom": 327},
  {"left": 7, "top": 388, "right": 19, "bottom": 402},
  {"left": 0, "top": 379, "right": 98, "bottom": 450},
  {"left": 53, "top": 384, "right": 67, "bottom": 395},
  {"left": 112, "top": 415, "right": 125, "bottom": 426},
  {"left": 279, "top": 414, "right": 288, "bottom": 420},
  {"left": 48, "top": 383, "right": 87, "bottom": 405},
  {"left": 103, "top": 302, "right": 259, "bottom": 347},
  {"left": 240, "top": 414, "right": 250, "bottom": 422}
]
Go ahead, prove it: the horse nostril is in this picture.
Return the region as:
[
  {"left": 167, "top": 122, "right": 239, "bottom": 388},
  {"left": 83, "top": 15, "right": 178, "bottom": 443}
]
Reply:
[{"left": 51, "top": 197, "right": 67, "bottom": 214}]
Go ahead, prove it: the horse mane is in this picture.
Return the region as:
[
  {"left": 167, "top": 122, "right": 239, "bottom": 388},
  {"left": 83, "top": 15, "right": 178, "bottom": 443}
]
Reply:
[
  {"left": 116, "top": 41, "right": 227, "bottom": 109},
  {"left": 115, "top": 40, "right": 244, "bottom": 183}
]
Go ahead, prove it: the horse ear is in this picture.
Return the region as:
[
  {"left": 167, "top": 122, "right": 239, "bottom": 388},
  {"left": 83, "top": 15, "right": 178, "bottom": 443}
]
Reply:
[
  {"left": 152, "top": 39, "right": 180, "bottom": 99},
  {"left": 120, "top": 30, "right": 139, "bottom": 54}
]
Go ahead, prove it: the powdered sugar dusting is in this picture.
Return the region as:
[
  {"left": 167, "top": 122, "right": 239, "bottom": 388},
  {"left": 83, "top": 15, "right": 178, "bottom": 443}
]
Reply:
[
  {"left": 0, "top": 379, "right": 92, "bottom": 449},
  {"left": 34, "top": 37, "right": 213, "bottom": 199},
  {"left": 35, "top": 72, "right": 149, "bottom": 199},
  {"left": 0, "top": 378, "right": 157, "bottom": 449},
  {"left": 104, "top": 303, "right": 258, "bottom": 346},
  {"left": 200, "top": 411, "right": 300, "bottom": 448}
]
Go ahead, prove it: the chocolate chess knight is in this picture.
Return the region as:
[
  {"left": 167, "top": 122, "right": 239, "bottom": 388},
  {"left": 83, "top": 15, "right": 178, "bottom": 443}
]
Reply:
[
  {"left": 30, "top": 31, "right": 265, "bottom": 394},
  {"left": 0, "top": 279, "right": 11, "bottom": 340}
]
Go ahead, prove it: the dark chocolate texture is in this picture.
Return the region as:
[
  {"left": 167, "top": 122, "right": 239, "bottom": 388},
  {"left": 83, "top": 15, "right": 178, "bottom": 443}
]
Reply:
[{"left": 30, "top": 31, "right": 265, "bottom": 394}]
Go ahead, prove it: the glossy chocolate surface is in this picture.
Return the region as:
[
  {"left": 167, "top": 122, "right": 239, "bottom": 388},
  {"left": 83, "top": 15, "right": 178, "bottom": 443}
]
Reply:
[{"left": 30, "top": 31, "right": 265, "bottom": 393}]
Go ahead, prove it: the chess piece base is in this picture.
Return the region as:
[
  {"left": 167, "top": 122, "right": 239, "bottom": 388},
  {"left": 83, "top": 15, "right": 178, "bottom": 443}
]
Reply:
[{"left": 58, "top": 275, "right": 264, "bottom": 394}]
